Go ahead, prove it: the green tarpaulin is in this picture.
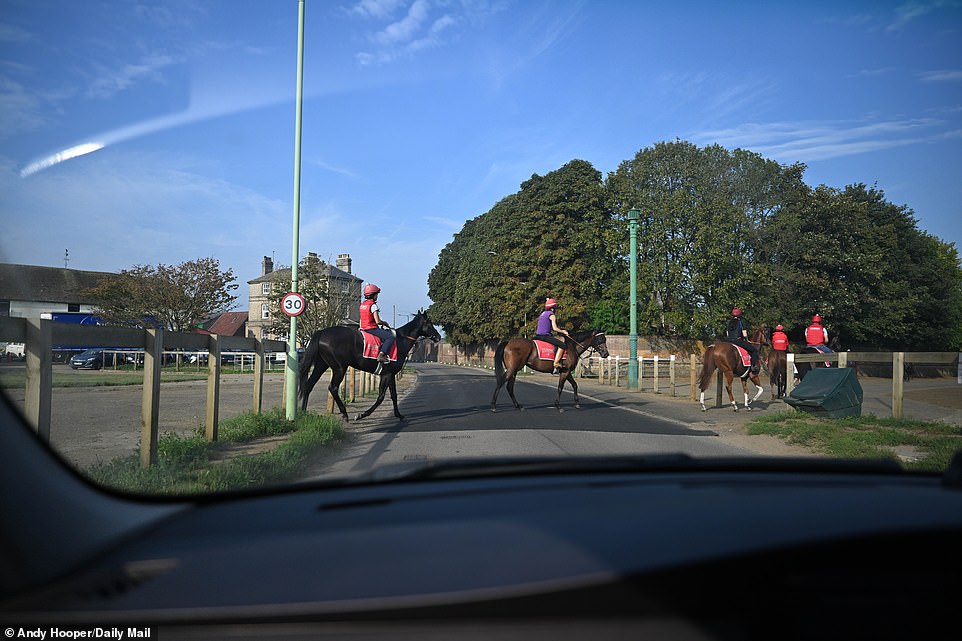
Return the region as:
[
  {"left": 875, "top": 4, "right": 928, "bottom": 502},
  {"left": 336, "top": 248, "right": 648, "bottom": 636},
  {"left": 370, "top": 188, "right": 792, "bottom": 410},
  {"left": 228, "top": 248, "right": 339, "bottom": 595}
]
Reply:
[{"left": 785, "top": 367, "right": 863, "bottom": 418}]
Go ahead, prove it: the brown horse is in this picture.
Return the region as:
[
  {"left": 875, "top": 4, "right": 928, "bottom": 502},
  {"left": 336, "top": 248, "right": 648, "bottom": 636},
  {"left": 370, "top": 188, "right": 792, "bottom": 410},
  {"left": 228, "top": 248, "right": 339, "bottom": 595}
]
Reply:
[
  {"left": 491, "top": 329, "right": 609, "bottom": 412},
  {"left": 767, "top": 348, "right": 787, "bottom": 399},
  {"left": 697, "top": 325, "right": 768, "bottom": 411}
]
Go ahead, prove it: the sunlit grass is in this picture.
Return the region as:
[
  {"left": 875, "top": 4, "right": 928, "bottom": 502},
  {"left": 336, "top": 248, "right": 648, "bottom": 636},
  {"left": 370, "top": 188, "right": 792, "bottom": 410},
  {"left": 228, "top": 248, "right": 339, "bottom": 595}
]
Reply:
[
  {"left": 747, "top": 411, "right": 962, "bottom": 471},
  {"left": 85, "top": 409, "right": 343, "bottom": 494}
]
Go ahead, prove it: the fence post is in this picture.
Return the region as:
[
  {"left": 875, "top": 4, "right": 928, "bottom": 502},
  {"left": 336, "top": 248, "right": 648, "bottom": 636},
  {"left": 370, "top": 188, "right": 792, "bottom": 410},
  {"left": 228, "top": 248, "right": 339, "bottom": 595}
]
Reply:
[
  {"left": 253, "top": 338, "right": 265, "bottom": 414},
  {"left": 141, "top": 327, "right": 163, "bottom": 467},
  {"left": 614, "top": 356, "right": 621, "bottom": 387},
  {"left": 653, "top": 356, "right": 660, "bottom": 394},
  {"left": 206, "top": 334, "right": 221, "bottom": 441},
  {"left": 786, "top": 353, "right": 795, "bottom": 397},
  {"left": 892, "top": 351, "right": 905, "bottom": 419},
  {"left": 689, "top": 354, "right": 696, "bottom": 401},
  {"left": 24, "top": 318, "right": 52, "bottom": 442},
  {"left": 669, "top": 355, "right": 676, "bottom": 397}
]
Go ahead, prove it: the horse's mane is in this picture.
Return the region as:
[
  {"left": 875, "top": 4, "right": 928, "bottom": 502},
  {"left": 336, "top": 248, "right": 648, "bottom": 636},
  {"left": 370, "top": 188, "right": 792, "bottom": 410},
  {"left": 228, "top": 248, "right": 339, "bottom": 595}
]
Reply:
[{"left": 569, "top": 328, "right": 603, "bottom": 343}]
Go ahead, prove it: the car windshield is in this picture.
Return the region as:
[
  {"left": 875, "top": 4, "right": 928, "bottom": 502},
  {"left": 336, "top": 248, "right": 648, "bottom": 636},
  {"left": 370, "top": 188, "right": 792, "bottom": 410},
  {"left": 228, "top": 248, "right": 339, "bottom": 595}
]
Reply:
[{"left": 1, "top": 1, "right": 960, "bottom": 497}]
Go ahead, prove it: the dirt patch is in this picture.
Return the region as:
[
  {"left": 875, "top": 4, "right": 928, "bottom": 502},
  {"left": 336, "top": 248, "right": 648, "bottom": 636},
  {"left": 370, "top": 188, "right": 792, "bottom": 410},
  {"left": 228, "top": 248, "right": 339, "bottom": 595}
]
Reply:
[{"left": 207, "top": 434, "right": 292, "bottom": 463}]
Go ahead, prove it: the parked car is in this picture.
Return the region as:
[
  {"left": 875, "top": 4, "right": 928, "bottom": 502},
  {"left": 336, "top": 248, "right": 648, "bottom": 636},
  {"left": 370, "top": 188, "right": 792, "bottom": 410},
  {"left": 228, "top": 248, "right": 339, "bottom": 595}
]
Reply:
[{"left": 67, "top": 348, "right": 109, "bottom": 370}]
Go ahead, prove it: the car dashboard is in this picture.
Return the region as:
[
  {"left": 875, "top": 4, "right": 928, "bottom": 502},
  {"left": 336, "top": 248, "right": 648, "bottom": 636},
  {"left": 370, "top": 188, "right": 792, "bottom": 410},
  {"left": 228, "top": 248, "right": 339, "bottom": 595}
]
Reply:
[{"left": 1, "top": 397, "right": 961, "bottom": 640}]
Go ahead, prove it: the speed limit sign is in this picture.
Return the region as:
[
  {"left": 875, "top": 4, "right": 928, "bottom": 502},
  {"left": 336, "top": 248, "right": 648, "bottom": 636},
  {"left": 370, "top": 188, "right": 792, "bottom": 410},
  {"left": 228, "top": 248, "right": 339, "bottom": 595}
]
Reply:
[{"left": 281, "top": 292, "right": 306, "bottom": 317}]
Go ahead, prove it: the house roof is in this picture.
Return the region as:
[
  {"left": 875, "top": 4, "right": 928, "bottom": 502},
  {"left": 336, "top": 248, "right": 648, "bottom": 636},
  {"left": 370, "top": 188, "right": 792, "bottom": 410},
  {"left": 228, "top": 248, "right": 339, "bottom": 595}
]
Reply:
[
  {"left": 0, "top": 263, "right": 117, "bottom": 304},
  {"left": 247, "top": 263, "right": 360, "bottom": 285},
  {"left": 206, "top": 311, "right": 249, "bottom": 337}
]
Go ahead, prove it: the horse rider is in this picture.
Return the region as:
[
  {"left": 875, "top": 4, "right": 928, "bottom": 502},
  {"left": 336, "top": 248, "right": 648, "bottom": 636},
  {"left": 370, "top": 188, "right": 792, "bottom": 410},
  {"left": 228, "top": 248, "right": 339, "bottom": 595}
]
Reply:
[
  {"left": 359, "top": 283, "right": 395, "bottom": 364},
  {"left": 725, "top": 307, "right": 759, "bottom": 374},
  {"left": 805, "top": 314, "right": 829, "bottom": 348},
  {"left": 771, "top": 324, "right": 789, "bottom": 352},
  {"left": 533, "top": 297, "right": 572, "bottom": 374}
]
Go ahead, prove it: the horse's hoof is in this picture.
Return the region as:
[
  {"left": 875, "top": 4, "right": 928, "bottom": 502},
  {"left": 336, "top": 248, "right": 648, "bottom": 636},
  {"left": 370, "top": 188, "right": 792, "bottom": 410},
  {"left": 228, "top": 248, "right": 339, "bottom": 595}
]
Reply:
[
  {"left": 574, "top": 403, "right": 581, "bottom": 409},
  {"left": 353, "top": 414, "right": 364, "bottom": 421},
  {"left": 491, "top": 407, "right": 498, "bottom": 413}
]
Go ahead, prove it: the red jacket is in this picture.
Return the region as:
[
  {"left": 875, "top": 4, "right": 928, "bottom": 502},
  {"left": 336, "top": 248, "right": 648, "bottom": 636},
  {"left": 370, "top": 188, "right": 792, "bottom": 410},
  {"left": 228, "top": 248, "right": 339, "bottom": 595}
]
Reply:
[
  {"left": 360, "top": 299, "right": 378, "bottom": 330},
  {"left": 805, "top": 323, "right": 826, "bottom": 347},
  {"left": 772, "top": 331, "right": 789, "bottom": 351}
]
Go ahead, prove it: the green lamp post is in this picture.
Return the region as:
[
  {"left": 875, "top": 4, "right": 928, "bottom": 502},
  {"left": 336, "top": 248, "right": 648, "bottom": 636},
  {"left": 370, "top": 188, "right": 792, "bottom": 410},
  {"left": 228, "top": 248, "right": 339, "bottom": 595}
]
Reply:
[{"left": 627, "top": 208, "right": 639, "bottom": 389}]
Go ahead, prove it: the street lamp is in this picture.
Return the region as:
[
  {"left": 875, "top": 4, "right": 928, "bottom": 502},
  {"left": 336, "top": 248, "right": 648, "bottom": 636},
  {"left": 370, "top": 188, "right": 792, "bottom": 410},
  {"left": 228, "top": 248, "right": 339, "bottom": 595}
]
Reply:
[{"left": 627, "top": 209, "right": 639, "bottom": 390}]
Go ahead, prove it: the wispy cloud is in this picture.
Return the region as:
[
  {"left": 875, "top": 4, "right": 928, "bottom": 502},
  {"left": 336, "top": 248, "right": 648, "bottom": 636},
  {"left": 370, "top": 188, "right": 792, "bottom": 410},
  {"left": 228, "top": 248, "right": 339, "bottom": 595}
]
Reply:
[
  {"left": 692, "top": 118, "right": 948, "bottom": 162},
  {"left": 887, "top": 1, "right": 946, "bottom": 31},
  {"left": 919, "top": 69, "right": 962, "bottom": 82},
  {"left": 86, "top": 53, "right": 180, "bottom": 99},
  {"left": 351, "top": 0, "right": 498, "bottom": 66},
  {"left": 348, "top": 0, "right": 407, "bottom": 20}
]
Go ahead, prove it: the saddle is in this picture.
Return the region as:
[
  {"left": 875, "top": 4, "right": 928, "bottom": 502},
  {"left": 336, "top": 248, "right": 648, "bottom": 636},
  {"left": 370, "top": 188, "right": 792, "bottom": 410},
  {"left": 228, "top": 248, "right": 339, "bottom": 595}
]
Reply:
[
  {"left": 534, "top": 339, "right": 565, "bottom": 362},
  {"left": 805, "top": 344, "right": 833, "bottom": 367},
  {"left": 360, "top": 330, "right": 398, "bottom": 362}
]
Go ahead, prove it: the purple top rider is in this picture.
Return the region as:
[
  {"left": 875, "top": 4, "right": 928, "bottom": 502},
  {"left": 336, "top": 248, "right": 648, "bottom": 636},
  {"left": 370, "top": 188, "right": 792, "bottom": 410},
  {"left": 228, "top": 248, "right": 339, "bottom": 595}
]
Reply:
[{"left": 533, "top": 298, "right": 571, "bottom": 374}]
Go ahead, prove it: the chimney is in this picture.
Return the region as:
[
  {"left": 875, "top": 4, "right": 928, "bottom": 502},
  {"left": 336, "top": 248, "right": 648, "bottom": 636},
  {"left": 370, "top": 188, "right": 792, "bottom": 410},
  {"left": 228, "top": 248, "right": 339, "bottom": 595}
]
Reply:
[
  {"left": 262, "top": 256, "right": 273, "bottom": 275},
  {"left": 336, "top": 253, "right": 352, "bottom": 274}
]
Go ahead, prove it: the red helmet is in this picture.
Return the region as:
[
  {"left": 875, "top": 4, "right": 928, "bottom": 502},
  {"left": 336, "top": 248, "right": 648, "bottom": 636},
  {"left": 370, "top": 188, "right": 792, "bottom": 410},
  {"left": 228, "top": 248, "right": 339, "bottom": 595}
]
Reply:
[
  {"left": 544, "top": 298, "right": 557, "bottom": 309},
  {"left": 732, "top": 307, "right": 742, "bottom": 317},
  {"left": 363, "top": 283, "right": 381, "bottom": 298},
  {"left": 812, "top": 314, "right": 822, "bottom": 323},
  {"left": 775, "top": 324, "right": 784, "bottom": 331}
]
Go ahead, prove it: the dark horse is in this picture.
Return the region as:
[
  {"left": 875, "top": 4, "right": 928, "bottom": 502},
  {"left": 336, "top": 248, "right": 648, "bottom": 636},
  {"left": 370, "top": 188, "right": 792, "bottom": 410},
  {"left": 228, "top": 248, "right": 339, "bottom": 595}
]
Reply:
[
  {"left": 697, "top": 325, "right": 768, "bottom": 412},
  {"left": 491, "top": 329, "right": 609, "bottom": 412},
  {"left": 298, "top": 309, "right": 441, "bottom": 421},
  {"left": 796, "top": 334, "right": 840, "bottom": 382}
]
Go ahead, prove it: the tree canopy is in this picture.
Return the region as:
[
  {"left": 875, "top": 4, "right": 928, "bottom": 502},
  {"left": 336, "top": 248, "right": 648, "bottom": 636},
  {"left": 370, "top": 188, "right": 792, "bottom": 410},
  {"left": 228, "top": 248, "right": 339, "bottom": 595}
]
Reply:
[
  {"left": 428, "top": 141, "right": 962, "bottom": 350},
  {"left": 86, "top": 258, "right": 238, "bottom": 333},
  {"left": 428, "top": 160, "right": 615, "bottom": 344}
]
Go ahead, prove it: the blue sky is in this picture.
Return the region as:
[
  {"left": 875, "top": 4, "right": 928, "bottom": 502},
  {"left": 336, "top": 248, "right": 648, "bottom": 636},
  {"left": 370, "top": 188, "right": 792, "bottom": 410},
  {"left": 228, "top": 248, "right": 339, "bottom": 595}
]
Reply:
[{"left": 1, "top": 0, "right": 960, "bottom": 322}]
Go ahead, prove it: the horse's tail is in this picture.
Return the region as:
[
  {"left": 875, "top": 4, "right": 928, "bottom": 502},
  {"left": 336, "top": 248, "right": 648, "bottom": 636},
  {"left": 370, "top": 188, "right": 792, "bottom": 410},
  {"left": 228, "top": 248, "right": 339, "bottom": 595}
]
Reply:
[
  {"left": 697, "top": 346, "right": 717, "bottom": 392},
  {"left": 494, "top": 340, "right": 509, "bottom": 385}
]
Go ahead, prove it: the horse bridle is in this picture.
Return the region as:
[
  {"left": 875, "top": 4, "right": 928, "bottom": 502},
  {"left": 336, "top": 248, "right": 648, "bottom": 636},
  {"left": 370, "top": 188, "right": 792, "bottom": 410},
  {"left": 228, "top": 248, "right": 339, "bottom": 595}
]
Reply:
[{"left": 570, "top": 331, "right": 605, "bottom": 357}]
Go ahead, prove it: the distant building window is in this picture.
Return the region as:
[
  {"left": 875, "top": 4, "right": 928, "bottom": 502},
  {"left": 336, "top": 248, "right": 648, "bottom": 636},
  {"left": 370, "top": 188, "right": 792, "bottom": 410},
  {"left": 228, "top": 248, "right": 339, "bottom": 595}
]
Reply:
[
  {"left": 262, "top": 282, "right": 270, "bottom": 295},
  {"left": 67, "top": 303, "right": 80, "bottom": 312},
  {"left": 261, "top": 303, "right": 270, "bottom": 319}
]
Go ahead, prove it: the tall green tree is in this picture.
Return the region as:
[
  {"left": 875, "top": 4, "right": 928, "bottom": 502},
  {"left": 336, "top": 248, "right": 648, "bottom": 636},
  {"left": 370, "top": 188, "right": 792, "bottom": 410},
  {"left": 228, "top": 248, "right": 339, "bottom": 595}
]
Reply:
[
  {"left": 757, "top": 183, "right": 962, "bottom": 349},
  {"left": 605, "top": 140, "right": 805, "bottom": 338},
  {"left": 86, "top": 258, "right": 237, "bottom": 332},
  {"left": 428, "top": 160, "right": 616, "bottom": 344}
]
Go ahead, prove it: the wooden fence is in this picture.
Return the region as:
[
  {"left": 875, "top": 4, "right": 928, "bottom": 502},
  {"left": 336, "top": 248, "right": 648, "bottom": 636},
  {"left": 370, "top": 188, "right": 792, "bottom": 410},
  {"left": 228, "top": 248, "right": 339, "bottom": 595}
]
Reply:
[
  {"left": 0, "top": 316, "right": 287, "bottom": 467},
  {"left": 585, "top": 350, "right": 958, "bottom": 417},
  {"left": 788, "top": 351, "right": 960, "bottom": 419}
]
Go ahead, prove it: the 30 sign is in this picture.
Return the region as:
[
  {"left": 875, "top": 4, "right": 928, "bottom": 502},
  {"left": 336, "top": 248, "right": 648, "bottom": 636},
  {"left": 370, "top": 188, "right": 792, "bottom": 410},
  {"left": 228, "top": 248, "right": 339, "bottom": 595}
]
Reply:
[{"left": 281, "top": 292, "right": 306, "bottom": 317}]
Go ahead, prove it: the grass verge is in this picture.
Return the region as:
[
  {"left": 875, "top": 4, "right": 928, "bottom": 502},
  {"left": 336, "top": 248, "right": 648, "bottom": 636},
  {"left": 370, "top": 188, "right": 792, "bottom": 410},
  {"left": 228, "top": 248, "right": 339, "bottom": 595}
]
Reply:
[
  {"left": 747, "top": 411, "right": 962, "bottom": 472},
  {"left": 85, "top": 408, "right": 344, "bottom": 494}
]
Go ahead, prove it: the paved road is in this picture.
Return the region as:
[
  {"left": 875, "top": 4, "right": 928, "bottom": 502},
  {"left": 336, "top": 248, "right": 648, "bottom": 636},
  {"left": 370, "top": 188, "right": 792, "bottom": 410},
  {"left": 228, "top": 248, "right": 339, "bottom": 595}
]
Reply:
[
  {"left": 302, "top": 363, "right": 791, "bottom": 480},
  {"left": 3, "top": 361, "right": 958, "bottom": 474}
]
